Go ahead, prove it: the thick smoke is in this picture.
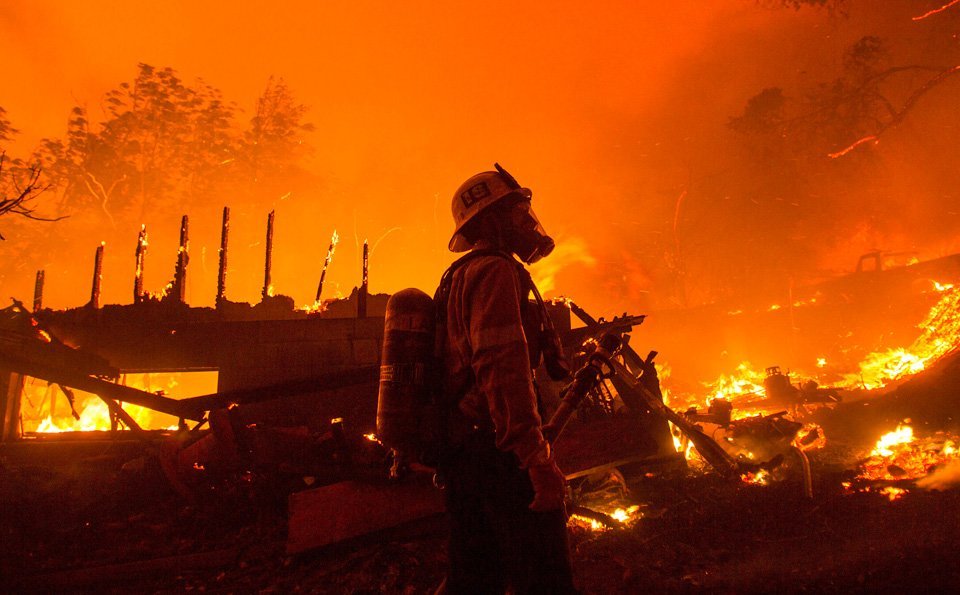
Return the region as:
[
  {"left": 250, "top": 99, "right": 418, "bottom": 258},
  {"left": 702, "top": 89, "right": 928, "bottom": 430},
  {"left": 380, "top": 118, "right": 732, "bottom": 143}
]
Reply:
[{"left": 1, "top": 1, "right": 958, "bottom": 321}]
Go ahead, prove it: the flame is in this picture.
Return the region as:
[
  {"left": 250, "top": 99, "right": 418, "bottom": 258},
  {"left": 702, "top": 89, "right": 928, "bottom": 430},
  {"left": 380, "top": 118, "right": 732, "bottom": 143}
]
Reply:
[
  {"left": 609, "top": 505, "right": 640, "bottom": 523},
  {"left": 741, "top": 470, "right": 771, "bottom": 485},
  {"left": 858, "top": 423, "right": 960, "bottom": 482},
  {"left": 529, "top": 237, "right": 596, "bottom": 296},
  {"left": 568, "top": 504, "right": 641, "bottom": 532},
  {"left": 703, "top": 362, "right": 766, "bottom": 405},
  {"left": 298, "top": 299, "right": 328, "bottom": 313},
  {"left": 844, "top": 285, "right": 960, "bottom": 389},
  {"left": 568, "top": 514, "right": 606, "bottom": 531},
  {"left": 795, "top": 422, "right": 827, "bottom": 451},
  {"left": 871, "top": 424, "right": 914, "bottom": 458},
  {"left": 21, "top": 372, "right": 215, "bottom": 434}
]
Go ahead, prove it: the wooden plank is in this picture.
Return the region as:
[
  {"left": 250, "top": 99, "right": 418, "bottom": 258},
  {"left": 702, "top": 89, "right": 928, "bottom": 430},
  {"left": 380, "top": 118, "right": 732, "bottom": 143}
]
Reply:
[{"left": 286, "top": 476, "right": 444, "bottom": 555}]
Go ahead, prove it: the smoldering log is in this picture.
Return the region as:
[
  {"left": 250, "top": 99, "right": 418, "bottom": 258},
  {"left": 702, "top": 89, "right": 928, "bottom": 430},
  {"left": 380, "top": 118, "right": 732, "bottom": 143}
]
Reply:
[
  {"left": 358, "top": 239, "right": 369, "bottom": 317},
  {"left": 262, "top": 210, "right": 275, "bottom": 301},
  {"left": 216, "top": 207, "right": 229, "bottom": 305},
  {"left": 33, "top": 270, "right": 44, "bottom": 312},
  {"left": 89, "top": 242, "right": 105, "bottom": 309},
  {"left": 134, "top": 224, "right": 147, "bottom": 303},
  {"left": 172, "top": 215, "right": 189, "bottom": 303}
]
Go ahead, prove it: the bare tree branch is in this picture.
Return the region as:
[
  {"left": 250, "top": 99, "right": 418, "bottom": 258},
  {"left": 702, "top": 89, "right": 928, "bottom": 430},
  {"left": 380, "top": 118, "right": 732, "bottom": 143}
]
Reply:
[
  {"left": 0, "top": 152, "right": 67, "bottom": 240},
  {"left": 829, "top": 64, "right": 960, "bottom": 158}
]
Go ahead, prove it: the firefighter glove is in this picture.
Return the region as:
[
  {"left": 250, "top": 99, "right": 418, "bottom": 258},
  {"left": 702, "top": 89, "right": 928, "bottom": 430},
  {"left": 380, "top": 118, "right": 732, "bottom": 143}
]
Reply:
[{"left": 527, "top": 448, "right": 566, "bottom": 512}]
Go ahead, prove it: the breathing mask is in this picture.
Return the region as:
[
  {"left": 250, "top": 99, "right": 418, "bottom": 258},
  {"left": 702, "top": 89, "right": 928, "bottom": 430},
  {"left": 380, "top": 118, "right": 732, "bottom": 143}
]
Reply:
[{"left": 492, "top": 163, "right": 555, "bottom": 264}]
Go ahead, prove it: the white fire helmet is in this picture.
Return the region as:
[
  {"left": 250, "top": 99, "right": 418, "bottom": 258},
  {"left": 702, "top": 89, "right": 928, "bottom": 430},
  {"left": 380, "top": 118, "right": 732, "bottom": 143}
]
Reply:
[{"left": 448, "top": 163, "right": 533, "bottom": 252}]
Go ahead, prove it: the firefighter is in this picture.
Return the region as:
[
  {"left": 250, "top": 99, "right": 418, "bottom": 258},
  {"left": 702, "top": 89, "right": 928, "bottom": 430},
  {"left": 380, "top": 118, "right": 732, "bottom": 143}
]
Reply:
[{"left": 434, "top": 164, "right": 577, "bottom": 594}]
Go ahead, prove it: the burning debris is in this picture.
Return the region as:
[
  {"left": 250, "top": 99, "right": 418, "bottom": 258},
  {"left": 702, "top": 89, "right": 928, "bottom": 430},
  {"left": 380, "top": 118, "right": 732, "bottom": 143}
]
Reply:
[{"left": 4, "top": 217, "right": 960, "bottom": 592}]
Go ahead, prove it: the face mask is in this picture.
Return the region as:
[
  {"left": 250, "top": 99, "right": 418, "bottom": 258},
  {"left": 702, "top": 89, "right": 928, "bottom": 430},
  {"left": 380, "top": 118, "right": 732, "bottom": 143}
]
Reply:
[{"left": 507, "top": 201, "right": 555, "bottom": 264}]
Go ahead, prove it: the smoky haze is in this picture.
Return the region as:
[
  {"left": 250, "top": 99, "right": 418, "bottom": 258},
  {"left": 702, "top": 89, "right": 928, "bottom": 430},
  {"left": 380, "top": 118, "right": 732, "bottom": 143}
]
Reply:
[{"left": 1, "top": 0, "right": 959, "bottom": 324}]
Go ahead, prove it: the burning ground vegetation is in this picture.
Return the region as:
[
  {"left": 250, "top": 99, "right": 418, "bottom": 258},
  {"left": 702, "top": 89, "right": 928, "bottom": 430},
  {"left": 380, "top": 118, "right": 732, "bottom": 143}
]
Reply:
[{"left": 3, "top": 284, "right": 960, "bottom": 593}]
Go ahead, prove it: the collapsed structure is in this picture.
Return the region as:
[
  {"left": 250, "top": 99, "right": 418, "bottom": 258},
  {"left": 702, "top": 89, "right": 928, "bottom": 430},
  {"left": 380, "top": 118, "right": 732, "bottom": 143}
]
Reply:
[{"left": 4, "top": 210, "right": 960, "bottom": 561}]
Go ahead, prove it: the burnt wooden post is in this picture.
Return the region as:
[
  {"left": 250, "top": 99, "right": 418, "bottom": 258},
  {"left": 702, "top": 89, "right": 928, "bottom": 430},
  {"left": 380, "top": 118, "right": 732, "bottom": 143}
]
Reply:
[
  {"left": 172, "top": 215, "right": 189, "bottom": 303},
  {"left": 262, "top": 210, "right": 275, "bottom": 300},
  {"left": 33, "top": 270, "right": 45, "bottom": 312},
  {"left": 315, "top": 230, "right": 339, "bottom": 303},
  {"left": 90, "top": 242, "right": 105, "bottom": 308},
  {"left": 217, "top": 207, "right": 230, "bottom": 305},
  {"left": 0, "top": 370, "right": 24, "bottom": 442},
  {"left": 358, "top": 239, "right": 369, "bottom": 317},
  {"left": 134, "top": 224, "right": 147, "bottom": 303}
]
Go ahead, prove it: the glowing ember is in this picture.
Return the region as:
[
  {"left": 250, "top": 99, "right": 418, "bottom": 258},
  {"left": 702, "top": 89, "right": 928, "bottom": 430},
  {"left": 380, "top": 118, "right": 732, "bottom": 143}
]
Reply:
[
  {"left": 858, "top": 423, "right": 960, "bottom": 482},
  {"left": 828, "top": 134, "right": 879, "bottom": 158},
  {"left": 879, "top": 486, "right": 907, "bottom": 501},
  {"left": 912, "top": 0, "right": 960, "bottom": 21},
  {"left": 569, "top": 514, "right": 606, "bottom": 531},
  {"left": 610, "top": 505, "right": 641, "bottom": 524},
  {"left": 795, "top": 422, "right": 827, "bottom": 452},
  {"left": 742, "top": 470, "right": 771, "bottom": 485},
  {"left": 568, "top": 504, "right": 641, "bottom": 532}
]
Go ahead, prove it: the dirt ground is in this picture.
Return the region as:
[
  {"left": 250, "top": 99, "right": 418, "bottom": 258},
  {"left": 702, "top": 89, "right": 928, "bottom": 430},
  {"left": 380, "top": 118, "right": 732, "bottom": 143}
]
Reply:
[
  {"left": 4, "top": 357, "right": 960, "bottom": 594},
  {"left": 2, "top": 438, "right": 960, "bottom": 594}
]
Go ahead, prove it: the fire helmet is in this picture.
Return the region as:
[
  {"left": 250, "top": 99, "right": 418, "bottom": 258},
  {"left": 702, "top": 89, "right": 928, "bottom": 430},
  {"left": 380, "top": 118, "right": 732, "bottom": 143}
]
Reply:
[{"left": 448, "top": 163, "right": 532, "bottom": 252}]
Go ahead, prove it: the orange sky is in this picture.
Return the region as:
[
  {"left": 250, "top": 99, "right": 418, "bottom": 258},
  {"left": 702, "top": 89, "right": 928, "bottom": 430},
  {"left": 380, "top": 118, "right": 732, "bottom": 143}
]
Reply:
[{"left": 2, "top": 1, "right": 954, "bottom": 315}]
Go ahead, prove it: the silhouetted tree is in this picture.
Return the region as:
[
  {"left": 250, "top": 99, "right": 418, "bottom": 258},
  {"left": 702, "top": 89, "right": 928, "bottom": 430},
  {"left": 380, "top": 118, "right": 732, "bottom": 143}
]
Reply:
[{"left": 238, "top": 77, "right": 315, "bottom": 200}]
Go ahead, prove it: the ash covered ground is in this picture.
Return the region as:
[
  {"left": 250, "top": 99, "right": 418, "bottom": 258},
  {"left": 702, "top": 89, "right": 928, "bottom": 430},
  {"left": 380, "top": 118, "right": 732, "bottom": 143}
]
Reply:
[{"left": 3, "top": 356, "right": 960, "bottom": 595}]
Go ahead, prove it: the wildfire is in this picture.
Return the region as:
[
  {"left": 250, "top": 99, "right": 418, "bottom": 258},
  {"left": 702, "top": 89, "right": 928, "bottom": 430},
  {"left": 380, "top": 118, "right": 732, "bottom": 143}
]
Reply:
[
  {"left": 844, "top": 284, "right": 960, "bottom": 389},
  {"left": 529, "top": 236, "right": 596, "bottom": 296},
  {"left": 858, "top": 423, "right": 960, "bottom": 482},
  {"left": 20, "top": 372, "right": 215, "bottom": 434},
  {"left": 702, "top": 362, "right": 766, "bottom": 406}
]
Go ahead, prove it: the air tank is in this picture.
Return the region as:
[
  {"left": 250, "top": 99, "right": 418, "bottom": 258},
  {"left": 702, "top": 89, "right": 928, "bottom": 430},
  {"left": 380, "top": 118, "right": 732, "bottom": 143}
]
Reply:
[{"left": 376, "top": 288, "right": 436, "bottom": 452}]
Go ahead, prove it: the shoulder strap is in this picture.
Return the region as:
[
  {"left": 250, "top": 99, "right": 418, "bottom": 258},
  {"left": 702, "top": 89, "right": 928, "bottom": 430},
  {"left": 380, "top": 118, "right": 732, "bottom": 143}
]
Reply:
[{"left": 433, "top": 248, "right": 518, "bottom": 313}]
